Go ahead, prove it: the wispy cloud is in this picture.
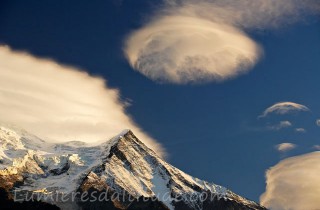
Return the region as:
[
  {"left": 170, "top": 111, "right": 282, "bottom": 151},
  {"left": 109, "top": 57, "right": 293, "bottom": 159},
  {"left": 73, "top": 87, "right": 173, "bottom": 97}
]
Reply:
[
  {"left": 275, "top": 143, "right": 297, "bottom": 152},
  {"left": 259, "top": 102, "right": 310, "bottom": 118},
  {"left": 124, "top": 0, "right": 320, "bottom": 84},
  {"left": 295, "top": 128, "right": 306, "bottom": 133},
  {"left": 261, "top": 152, "right": 320, "bottom": 210},
  {"left": 268, "top": 121, "right": 292, "bottom": 131},
  {"left": 0, "top": 46, "right": 165, "bottom": 156}
]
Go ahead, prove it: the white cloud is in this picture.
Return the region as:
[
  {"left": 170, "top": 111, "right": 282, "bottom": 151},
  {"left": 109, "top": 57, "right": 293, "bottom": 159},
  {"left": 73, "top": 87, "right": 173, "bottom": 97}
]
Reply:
[
  {"left": 275, "top": 143, "right": 296, "bottom": 152},
  {"left": 316, "top": 119, "right": 320, "bottom": 126},
  {"left": 295, "top": 128, "right": 306, "bottom": 133},
  {"left": 124, "top": 0, "right": 320, "bottom": 84},
  {"left": 125, "top": 15, "right": 260, "bottom": 84},
  {"left": 268, "top": 121, "right": 292, "bottom": 130},
  {"left": 260, "top": 152, "right": 320, "bottom": 210},
  {"left": 0, "top": 46, "right": 165, "bottom": 156},
  {"left": 259, "top": 102, "right": 309, "bottom": 118}
]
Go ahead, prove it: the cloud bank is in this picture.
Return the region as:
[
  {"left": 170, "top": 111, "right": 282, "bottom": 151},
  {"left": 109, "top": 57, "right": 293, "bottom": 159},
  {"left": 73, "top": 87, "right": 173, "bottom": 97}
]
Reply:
[
  {"left": 260, "top": 152, "right": 320, "bottom": 210},
  {"left": 124, "top": 0, "right": 320, "bottom": 84},
  {"left": 260, "top": 102, "right": 310, "bottom": 118},
  {"left": 0, "top": 46, "right": 164, "bottom": 156},
  {"left": 275, "top": 143, "right": 296, "bottom": 152}
]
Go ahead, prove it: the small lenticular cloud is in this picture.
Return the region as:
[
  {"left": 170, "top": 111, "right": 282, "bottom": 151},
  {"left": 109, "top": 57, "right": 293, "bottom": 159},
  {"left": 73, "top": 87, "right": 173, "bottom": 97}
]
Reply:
[
  {"left": 0, "top": 46, "right": 165, "bottom": 156},
  {"left": 295, "top": 128, "right": 306, "bottom": 133},
  {"left": 268, "top": 121, "right": 292, "bottom": 130},
  {"left": 275, "top": 143, "right": 296, "bottom": 152},
  {"left": 259, "top": 102, "right": 309, "bottom": 118},
  {"left": 124, "top": 0, "right": 320, "bottom": 84}
]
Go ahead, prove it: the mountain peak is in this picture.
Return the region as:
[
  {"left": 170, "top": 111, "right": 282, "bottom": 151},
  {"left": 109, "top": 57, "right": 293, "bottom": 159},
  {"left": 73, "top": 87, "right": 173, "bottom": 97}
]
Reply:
[
  {"left": 0, "top": 127, "right": 266, "bottom": 210},
  {"left": 109, "top": 129, "right": 157, "bottom": 154}
]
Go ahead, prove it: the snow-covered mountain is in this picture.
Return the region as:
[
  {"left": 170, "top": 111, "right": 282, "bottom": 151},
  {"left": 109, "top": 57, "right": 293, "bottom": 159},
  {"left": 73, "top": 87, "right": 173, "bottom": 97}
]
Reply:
[{"left": 0, "top": 126, "right": 266, "bottom": 210}]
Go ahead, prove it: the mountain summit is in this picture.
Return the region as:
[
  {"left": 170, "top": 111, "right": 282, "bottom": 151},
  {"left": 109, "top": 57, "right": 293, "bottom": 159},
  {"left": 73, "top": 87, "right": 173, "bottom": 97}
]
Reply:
[{"left": 0, "top": 126, "right": 266, "bottom": 210}]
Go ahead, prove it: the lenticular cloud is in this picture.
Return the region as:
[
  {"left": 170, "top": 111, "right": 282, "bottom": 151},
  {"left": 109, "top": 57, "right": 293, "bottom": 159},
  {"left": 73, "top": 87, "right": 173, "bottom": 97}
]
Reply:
[
  {"left": 124, "top": 0, "right": 320, "bottom": 84},
  {"left": 125, "top": 15, "right": 260, "bottom": 84},
  {"left": 260, "top": 102, "right": 310, "bottom": 118},
  {"left": 0, "top": 46, "right": 164, "bottom": 156}
]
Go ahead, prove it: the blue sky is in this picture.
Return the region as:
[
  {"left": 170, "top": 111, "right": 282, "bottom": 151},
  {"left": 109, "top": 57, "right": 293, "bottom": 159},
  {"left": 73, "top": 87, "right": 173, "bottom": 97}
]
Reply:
[{"left": 0, "top": 0, "right": 320, "bottom": 203}]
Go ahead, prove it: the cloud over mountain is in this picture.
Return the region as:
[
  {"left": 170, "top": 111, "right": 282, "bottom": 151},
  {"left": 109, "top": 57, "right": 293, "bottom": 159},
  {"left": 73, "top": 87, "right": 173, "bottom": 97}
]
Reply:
[{"left": 0, "top": 46, "right": 164, "bottom": 156}]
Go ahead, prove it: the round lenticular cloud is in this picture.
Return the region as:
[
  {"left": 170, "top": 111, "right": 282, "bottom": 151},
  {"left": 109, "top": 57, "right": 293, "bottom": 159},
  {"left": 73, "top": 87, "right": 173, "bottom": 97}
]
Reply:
[
  {"left": 125, "top": 16, "right": 260, "bottom": 84},
  {"left": 124, "top": 0, "right": 320, "bottom": 84}
]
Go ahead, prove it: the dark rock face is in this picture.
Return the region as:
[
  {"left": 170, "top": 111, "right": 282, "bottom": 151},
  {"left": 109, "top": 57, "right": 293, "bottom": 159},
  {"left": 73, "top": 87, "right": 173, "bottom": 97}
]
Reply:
[
  {"left": 77, "top": 189, "right": 170, "bottom": 210},
  {"left": 174, "top": 196, "right": 264, "bottom": 210},
  {"left": 76, "top": 192, "right": 265, "bottom": 210},
  {"left": 50, "top": 162, "right": 70, "bottom": 176},
  {"left": 0, "top": 188, "right": 60, "bottom": 210}
]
